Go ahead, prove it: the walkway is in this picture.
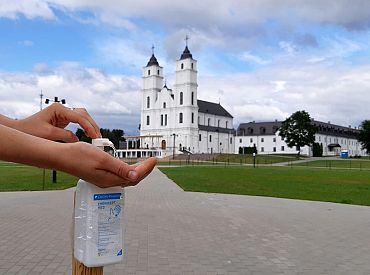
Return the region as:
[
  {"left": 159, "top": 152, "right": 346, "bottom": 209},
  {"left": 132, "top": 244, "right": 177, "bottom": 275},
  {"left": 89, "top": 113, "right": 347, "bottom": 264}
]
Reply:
[{"left": 0, "top": 168, "right": 370, "bottom": 274}]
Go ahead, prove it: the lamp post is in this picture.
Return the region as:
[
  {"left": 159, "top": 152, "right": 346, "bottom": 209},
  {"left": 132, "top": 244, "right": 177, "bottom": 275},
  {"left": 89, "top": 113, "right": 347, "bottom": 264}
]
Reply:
[
  {"left": 39, "top": 90, "right": 46, "bottom": 190},
  {"left": 172, "top": 133, "right": 178, "bottom": 160},
  {"left": 45, "top": 96, "right": 66, "bottom": 183}
]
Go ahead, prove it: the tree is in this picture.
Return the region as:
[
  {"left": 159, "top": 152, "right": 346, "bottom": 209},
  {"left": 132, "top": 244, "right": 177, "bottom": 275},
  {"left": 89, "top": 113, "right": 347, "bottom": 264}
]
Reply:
[
  {"left": 358, "top": 120, "right": 370, "bottom": 154},
  {"left": 279, "top": 110, "right": 317, "bottom": 157},
  {"left": 312, "top": 142, "right": 323, "bottom": 157}
]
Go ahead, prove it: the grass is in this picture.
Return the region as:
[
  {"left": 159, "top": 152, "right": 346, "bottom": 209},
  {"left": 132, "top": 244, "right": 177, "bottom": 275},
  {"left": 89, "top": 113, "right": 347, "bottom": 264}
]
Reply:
[
  {"left": 159, "top": 166, "right": 370, "bottom": 206},
  {"left": 215, "top": 154, "right": 301, "bottom": 165},
  {"left": 294, "top": 159, "right": 370, "bottom": 169},
  {"left": 0, "top": 161, "right": 78, "bottom": 191}
]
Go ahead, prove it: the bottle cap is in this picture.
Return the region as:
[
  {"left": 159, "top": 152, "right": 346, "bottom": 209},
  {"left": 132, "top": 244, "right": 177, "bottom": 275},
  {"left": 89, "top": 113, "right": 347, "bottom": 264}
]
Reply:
[{"left": 92, "top": 138, "right": 114, "bottom": 148}]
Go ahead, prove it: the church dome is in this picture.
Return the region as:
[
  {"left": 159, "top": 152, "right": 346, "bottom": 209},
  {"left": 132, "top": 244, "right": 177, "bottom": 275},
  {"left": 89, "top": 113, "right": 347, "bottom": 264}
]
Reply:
[
  {"left": 146, "top": 54, "right": 159, "bottom": 67},
  {"left": 180, "top": 46, "right": 193, "bottom": 60}
]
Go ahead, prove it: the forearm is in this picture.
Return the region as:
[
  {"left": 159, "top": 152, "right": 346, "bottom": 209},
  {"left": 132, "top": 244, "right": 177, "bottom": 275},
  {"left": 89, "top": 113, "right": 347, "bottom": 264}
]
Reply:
[
  {"left": 0, "top": 124, "right": 64, "bottom": 169},
  {"left": 0, "top": 115, "right": 17, "bottom": 128}
]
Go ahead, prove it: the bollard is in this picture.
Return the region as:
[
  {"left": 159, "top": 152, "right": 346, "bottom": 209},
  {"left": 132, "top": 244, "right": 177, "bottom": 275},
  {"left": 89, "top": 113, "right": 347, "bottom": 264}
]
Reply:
[{"left": 72, "top": 258, "right": 103, "bottom": 275}]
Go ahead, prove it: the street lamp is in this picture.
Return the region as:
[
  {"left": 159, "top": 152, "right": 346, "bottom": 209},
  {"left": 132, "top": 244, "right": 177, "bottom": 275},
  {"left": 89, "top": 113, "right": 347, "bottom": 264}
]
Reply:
[
  {"left": 172, "top": 133, "right": 178, "bottom": 160},
  {"left": 45, "top": 96, "right": 67, "bottom": 183}
]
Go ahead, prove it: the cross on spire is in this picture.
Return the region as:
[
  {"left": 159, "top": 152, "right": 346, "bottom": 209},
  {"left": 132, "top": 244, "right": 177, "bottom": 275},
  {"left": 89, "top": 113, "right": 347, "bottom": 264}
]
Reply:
[
  {"left": 151, "top": 44, "right": 155, "bottom": 55},
  {"left": 185, "top": 35, "right": 189, "bottom": 46}
]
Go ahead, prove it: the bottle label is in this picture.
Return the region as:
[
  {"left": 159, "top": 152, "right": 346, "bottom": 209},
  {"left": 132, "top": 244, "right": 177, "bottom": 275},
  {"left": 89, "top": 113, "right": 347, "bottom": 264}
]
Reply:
[{"left": 94, "top": 193, "right": 123, "bottom": 257}]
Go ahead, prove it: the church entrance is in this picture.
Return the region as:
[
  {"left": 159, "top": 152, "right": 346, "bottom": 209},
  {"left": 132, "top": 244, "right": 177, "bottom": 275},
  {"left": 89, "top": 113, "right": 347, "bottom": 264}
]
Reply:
[{"left": 161, "top": 140, "right": 166, "bottom": 150}]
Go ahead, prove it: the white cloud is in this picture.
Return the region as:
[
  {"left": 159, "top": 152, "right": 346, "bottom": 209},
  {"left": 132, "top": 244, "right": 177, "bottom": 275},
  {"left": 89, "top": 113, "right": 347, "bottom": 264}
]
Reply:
[
  {"left": 0, "top": 0, "right": 54, "bottom": 20},
  {"left": 0, "top": 63, "right": 142, "bottom": 134},
  {"left": 279, "top": 41, "right": 297, "bottom": 55},
  {"left": 197, "top": 61, "right": 370, "bottom": 129},
  {"left": 241, "top": 52, "right": 269, "bottom": 65},
  {"left": 1, "top": 58, "right": 370, "bottom": 133}
]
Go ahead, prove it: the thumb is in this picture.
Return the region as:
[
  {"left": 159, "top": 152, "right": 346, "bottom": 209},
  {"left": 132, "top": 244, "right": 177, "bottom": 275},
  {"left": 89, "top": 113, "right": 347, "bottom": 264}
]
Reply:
[
  {"left": 50, "top": 128, "right": 79, "bottom": 143},
  {"left": 111, "top": 158, "right": 138, "bottom": 182}
]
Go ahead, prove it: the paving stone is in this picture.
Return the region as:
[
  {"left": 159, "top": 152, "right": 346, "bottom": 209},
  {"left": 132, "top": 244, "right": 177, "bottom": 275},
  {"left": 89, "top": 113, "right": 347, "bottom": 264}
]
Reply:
[{"left": 0, "top": 168, "right": 369, "bottom": 274}]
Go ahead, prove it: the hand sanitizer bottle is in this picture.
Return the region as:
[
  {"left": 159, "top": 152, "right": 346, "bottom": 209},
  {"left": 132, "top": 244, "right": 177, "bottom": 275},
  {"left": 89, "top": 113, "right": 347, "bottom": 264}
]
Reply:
[{"left": 74, "top": 138, "right": 124, "bottom": 267}]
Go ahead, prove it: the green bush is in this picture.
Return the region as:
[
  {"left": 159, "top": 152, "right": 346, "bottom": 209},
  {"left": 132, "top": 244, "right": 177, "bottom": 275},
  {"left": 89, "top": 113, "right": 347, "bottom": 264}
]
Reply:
[{"left": 312, "top": 142, "right": 323, "bottom": 157}]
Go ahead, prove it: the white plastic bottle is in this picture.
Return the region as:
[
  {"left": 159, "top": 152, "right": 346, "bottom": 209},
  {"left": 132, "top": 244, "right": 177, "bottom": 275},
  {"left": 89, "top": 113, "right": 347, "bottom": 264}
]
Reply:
[{"left": 74, "top": 138, "right": 124, "bottom": 267}]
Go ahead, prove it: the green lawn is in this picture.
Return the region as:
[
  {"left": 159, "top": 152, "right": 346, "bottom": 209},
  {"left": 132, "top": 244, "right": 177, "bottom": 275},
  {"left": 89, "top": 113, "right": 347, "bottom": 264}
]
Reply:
[
  {"left": 215, "top": 154, "right": 301, "bottom": 165},
  {"left": 159, "top": 166, "right": 370, "bottom": 206},
  {"left": 0, "top": 162, "right": 78, "bottom": 191},
  {"left": 294, "top": 159, "right": 370, "bottom": 169}
]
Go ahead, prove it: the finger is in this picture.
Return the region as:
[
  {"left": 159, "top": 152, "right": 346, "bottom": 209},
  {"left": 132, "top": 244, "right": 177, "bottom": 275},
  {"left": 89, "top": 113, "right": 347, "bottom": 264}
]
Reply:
[
  {"left": 58, "top": 107, "right": 99, "bottom": 138},
  {"left": 132, "top": 157, "right": 157, "bottom": 182},
  {"left": 73, "top": 108, "right": 101, "bottom": 138},
  {"left": 109, "top": 157, "right": 137, "bottom": 182},
  {"left": 50, "top": 127, "right": 79, "bottom": 143},
  {"left": 90, "top": 169, "right": 134, "bottom": 188}
]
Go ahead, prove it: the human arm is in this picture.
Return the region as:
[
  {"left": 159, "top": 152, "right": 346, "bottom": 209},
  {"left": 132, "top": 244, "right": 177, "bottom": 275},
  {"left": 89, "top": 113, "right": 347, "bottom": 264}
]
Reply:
[
  {"left": 0, "top": 124, "right": 156, "bottom": 187},
  {"left": 0, "top": 103, "right": 101, "bottom": 142}
]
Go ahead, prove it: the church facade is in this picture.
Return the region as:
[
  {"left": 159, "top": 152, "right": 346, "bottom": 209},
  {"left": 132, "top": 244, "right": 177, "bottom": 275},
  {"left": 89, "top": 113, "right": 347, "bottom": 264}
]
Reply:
[
  {"left": 116, "top": 44, "right": 367, "bottom": 159},
  {"left": 138, "top": 46, "right": 235, "bottom": 157}
]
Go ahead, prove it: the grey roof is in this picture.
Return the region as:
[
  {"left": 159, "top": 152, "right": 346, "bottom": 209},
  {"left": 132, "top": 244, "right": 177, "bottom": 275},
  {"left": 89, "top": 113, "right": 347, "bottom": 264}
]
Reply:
[
  {"left": 237, "top": 121, "right": 281, "bottom": 136},
  {"left": 180, "top": 46, "right": 193, "bottom": 60},
  {"left": 197, "top": 99, "right": 233, "bottom": 118},
  {"left": 237, "top": 120, "right": 360, "bottom": 139},
  {"left": 146, "top": 54, "right": 159, "bottom": 67},
  {"left": 312, "top": 120, "right": 360, "bottom": 138},
  {"left": 199, "top": 124, "right": 236, "bottom": 134}
]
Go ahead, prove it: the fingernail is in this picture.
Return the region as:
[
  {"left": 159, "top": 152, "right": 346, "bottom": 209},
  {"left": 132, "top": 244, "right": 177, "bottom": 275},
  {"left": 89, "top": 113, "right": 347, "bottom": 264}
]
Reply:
[{"left": 128, "top": 171, "right": 138, "bottom": 180}]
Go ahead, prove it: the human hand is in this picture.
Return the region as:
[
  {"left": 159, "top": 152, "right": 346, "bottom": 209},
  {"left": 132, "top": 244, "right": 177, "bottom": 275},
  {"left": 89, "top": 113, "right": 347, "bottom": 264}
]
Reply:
[
  {"left": 14, "top": 103, "right": 101, "bottom": 142},
  {"left": 58, "top": 142, "right": 157, "bottom": 187}
]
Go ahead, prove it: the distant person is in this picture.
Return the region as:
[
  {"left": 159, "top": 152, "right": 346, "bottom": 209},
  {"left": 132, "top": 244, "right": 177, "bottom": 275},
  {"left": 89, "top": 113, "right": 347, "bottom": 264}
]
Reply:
[{"left": 0, "top": 103, "right": 156, "bottom": 187}]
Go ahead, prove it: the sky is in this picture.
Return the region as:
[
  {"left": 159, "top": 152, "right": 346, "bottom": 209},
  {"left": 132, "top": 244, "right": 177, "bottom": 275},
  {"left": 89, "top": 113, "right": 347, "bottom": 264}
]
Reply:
[{"left": 1, "top": 0, "right": 370, "bottom": 135}]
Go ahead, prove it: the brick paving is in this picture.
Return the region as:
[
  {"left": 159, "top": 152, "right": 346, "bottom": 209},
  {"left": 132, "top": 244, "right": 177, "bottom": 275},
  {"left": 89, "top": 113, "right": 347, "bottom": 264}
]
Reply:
[{"left": 0, "top": 168, "right": 370, "bottom": 274}]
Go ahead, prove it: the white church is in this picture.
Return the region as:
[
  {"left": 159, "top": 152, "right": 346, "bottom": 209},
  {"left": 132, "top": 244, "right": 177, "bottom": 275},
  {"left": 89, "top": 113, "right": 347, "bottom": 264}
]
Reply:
[
  {"left": 118, "top": 44, "right": 235, "bottom": 158},
  {"left": 117, "top": 43, "right": 367, "bottom": 159}
]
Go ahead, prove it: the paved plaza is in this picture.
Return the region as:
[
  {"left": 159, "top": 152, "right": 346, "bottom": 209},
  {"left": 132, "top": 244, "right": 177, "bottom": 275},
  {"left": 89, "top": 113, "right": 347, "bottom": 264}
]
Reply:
[{"left": 0, "top": 168, "right": 370, "bottom": 274}]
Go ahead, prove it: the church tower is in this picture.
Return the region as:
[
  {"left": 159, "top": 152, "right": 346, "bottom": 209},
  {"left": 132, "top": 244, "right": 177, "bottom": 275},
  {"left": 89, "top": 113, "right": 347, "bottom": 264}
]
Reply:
[
  {"left": 141, "top": 50, "right": 163, "bottom": 132},
  {"left": 173, "top": 40, "right": 199, "bottom": 152}
]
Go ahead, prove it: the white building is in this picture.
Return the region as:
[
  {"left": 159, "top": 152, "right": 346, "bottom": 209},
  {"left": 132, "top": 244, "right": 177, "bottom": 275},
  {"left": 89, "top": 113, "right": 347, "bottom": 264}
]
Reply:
[
  {"left": 118, "top": 45, "right": 235, "bottom": 158},
  {"left": 236, "top": 121, "right": 367, "bottom": 157}
]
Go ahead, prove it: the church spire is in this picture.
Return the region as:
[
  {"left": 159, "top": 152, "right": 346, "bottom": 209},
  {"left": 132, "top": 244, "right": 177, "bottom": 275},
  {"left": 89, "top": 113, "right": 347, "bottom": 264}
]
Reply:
[
  {"left": 180, "top": 35, "right": 193, "bottom": 60},
  {"left": 146, "top": 44, "right": 160, "bottom": 67}
]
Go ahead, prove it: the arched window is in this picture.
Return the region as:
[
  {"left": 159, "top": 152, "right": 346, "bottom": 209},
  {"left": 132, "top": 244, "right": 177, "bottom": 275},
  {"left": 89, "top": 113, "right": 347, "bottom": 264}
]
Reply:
[
  {"left": 148, "top": 70, "right": 151, "bottom": 76},
  {"left": 191, "top": 63, "right": 194, "bottom": 69},
  {"left": 226, "top": 121, "right": 228, "bottom": 128},
  {"left": 163, "top": 102, "right": 166, "bottom": 109},
  {"left": 260, "top": 127, "right": 266, "bottom": 134},
  {"left": 157, "top": 70, "right": 160, "bottom": 75},
  {"left": 191, "top": 92, "right": 194, "bottom": 105},
  {"left": 181, "top": 63, "right": 184, "bottom": 69},
  {"left": 208, "top": 118, "right": 211, "bottom": 126},
  {"left": 218, "top": 120, "right": 220, "bottom": 127},
  {"left": 191, "top": 112, "right": 194, "bottom": 123},
  {"left": 146, "top": 115, "right": 150, "bottom": 125},
  {"left": 180, "top": 92, "right": 183, "bottom": 105},
  {"left": 146, "top": 96, "right": 150, "bottom": 108},
  {"left": 179, "top": 113, "right": 183, "bottom": 123}
]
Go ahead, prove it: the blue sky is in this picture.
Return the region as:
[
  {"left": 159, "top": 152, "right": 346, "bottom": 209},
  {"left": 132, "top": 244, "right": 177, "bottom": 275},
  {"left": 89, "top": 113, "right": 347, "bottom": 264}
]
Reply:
[{"left": 1, "top": 1, "right": 370, "bottom": 134}]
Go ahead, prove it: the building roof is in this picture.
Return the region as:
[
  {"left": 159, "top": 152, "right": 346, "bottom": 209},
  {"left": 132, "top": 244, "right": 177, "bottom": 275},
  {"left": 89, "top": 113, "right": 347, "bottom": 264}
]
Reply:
[
  {"left": 199, "top": 124, "right": 236, "bottom": 134},
  {"left": 237, "top": 121, "right": 281, "bottom": 136},
  {"left": 180, "top": 46, "right": 193, "bottom": 60},
  {"left": 146, "top": 54, "right": 159, "bottom": 67},
  {"left": 237, "top": 120, "right": 360, "bottom": 139},
  {"left": 197, "top": 99, "right": 233, "bottom": 118}
]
